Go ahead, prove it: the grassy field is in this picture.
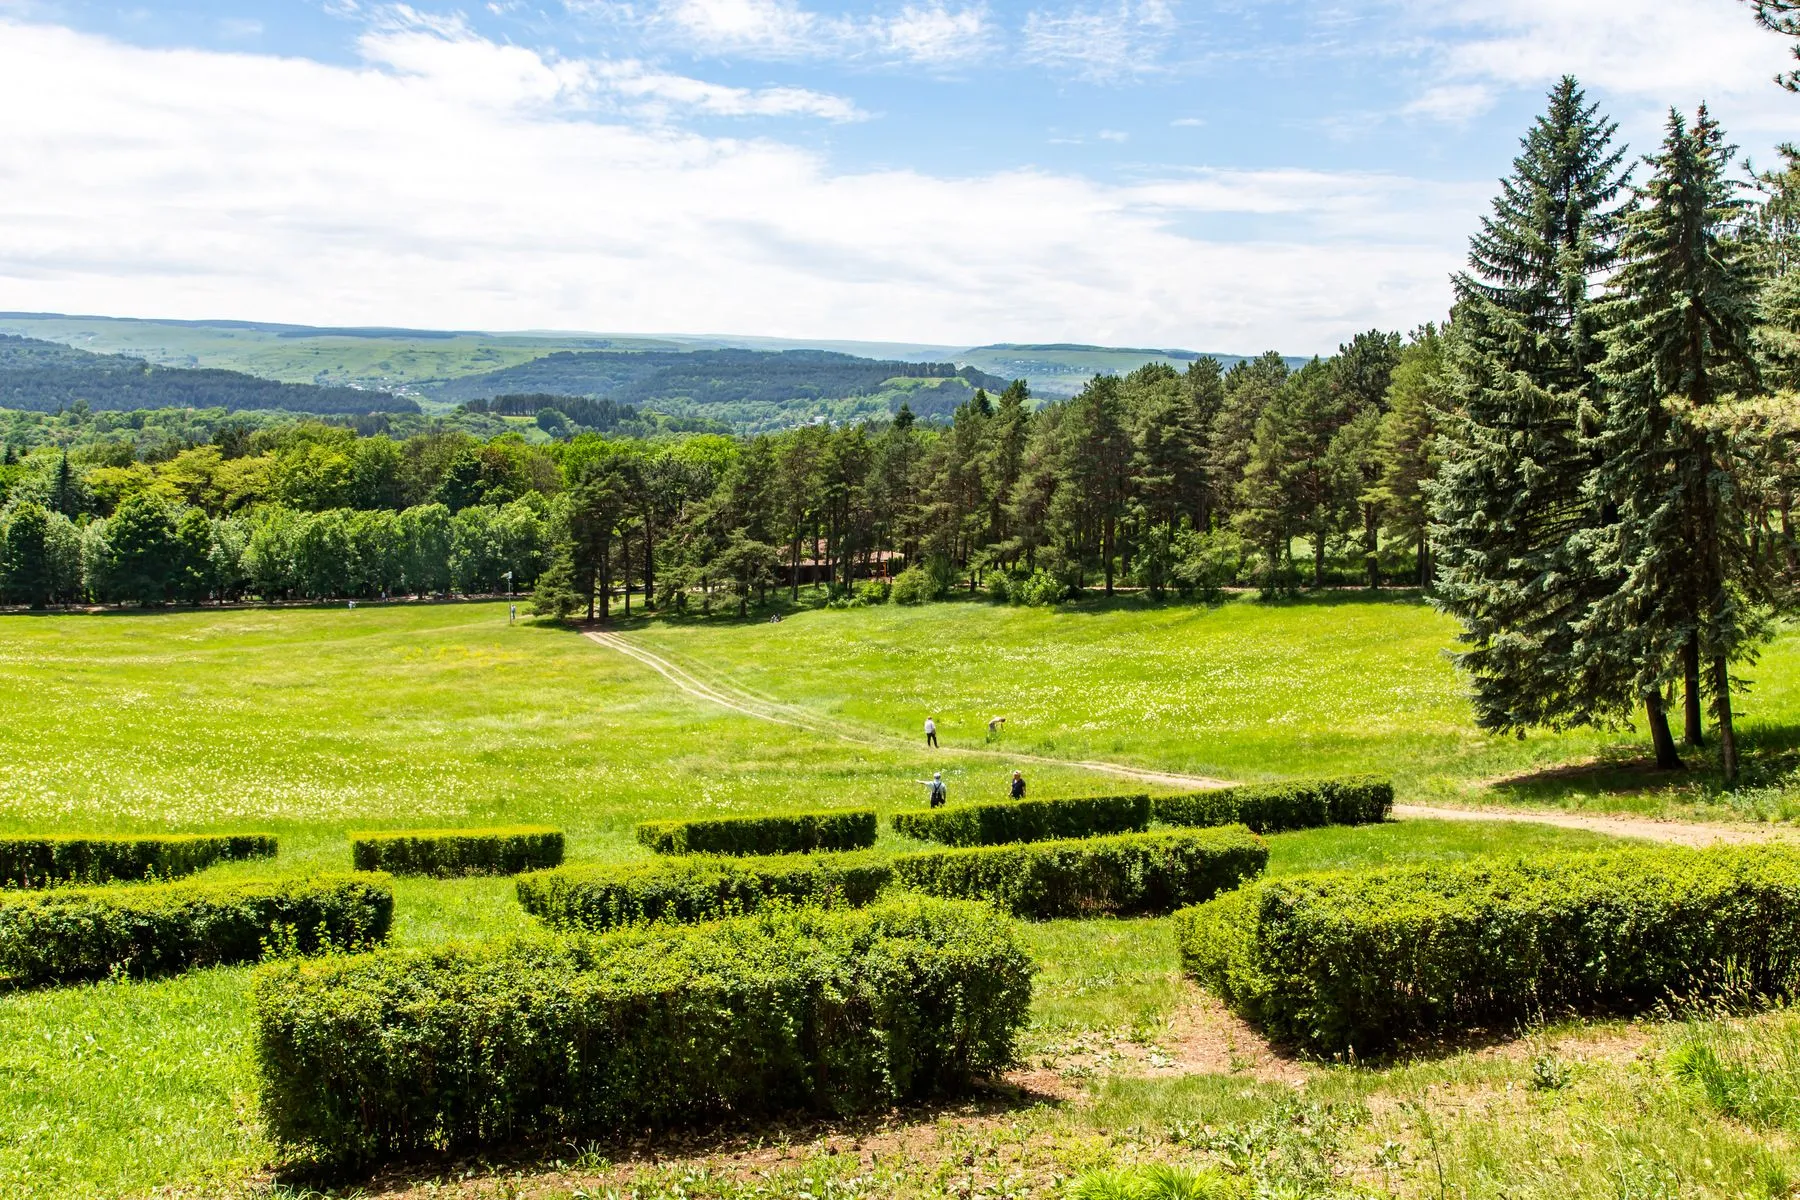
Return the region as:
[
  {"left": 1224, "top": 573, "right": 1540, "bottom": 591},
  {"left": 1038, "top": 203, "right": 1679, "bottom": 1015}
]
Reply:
[
  {"left": 0, "top": 596, "right": 1794, "bottom": 1197},
  {"left": 627, "top": 593, "right": 1800, "bottom": 815}
]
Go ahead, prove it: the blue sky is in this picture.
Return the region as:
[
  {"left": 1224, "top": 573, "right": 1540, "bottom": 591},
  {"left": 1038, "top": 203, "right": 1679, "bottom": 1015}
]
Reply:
[{"left": 0, "top": 0, "right": 1795, "bottom": 352}]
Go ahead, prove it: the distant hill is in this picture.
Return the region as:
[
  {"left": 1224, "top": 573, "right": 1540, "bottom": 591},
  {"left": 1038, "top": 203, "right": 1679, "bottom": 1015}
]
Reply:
[
  {"left": 427, "top": 348, "right": 1011, "bottom": 426},
  {"left": 0, "top": 335, "right": 418, "bottom": 415}
]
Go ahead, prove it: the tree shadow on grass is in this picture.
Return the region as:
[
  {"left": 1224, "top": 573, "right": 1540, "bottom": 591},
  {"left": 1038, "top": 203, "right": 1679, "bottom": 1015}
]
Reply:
[
  {"left": 1486, "top": 724, "right": 1800, "bottom": 812},
  {"left": 271, "top": 1079, "right": 1061, "bottom": 1195}
]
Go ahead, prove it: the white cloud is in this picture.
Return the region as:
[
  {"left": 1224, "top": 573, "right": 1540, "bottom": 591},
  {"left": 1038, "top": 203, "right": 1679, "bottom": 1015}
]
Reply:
[
  {"left": 1403, "top": 0, "right": 1799, "bottom": 143},
  {"left": 1097, "top": 128, "right": 1129, "bottom": 141},
  {"left": 354, "top": 17, "right": 861, "bottom": 121},
  {"left": 1023, "top": 0, "right": 1177, "bottom": 83},
  {"left": 1170, "top": 116, "right": 1205, "bottom": 127},
  {"left": 0, "top": 18, "right": 1479, "bottom": 352},
  {"left": 598, "top": 60, "right": 866, "bottom": 120},
  {"left": 638, "top": 0, "right": 992, "bottom": 66}
]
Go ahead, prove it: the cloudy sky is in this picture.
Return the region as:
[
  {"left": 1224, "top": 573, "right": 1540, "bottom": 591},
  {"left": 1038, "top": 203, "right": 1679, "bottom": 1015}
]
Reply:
[{"left": 0, "top": 0, "right": 1795, "bottom": 353}]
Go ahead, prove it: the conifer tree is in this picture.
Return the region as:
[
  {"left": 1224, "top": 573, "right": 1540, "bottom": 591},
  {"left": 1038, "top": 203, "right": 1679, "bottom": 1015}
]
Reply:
[
  {"left": 1431, "top": 77, "right": 1639, "bottom": 741},
  {"left": 1583, "top": 106, "right": 1768, "bottom": 782}
]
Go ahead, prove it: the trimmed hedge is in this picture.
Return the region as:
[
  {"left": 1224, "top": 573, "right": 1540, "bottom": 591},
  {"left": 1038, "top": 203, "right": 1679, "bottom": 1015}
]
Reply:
[
  {"left": 254, "top": 898, "right": 1033, "bottom": 1165},
  {"left": 0, "top": 833, "right": 277, "bottom": 889},
  {"left": 635, "top": 810, "right": 877, "bottom": 856},
  {"left": 517, "top": 853, "right": 894, "bottom": 931},
  {"left": 350, "top": 827, "right": 564, "bottom": 876},
  {"left": 890, "top": 794, "right": 1150, "bottom": 847},
  {"left": 1151, "top": 775, "right": 1392, "bottom": 833},
  {"left": 0, "top": 872, "right": 392, "bottom": 988},
  {"left": 1176, "top": 845, "right": 1800, "bottom": 1056},
  {"left": 893, "top": 826, "right": 1267, "bottom": 918}
]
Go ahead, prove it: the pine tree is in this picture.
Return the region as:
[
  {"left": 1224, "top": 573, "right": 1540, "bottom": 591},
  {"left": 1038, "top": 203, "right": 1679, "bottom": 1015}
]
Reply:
[
  {"left": 1431, "top": 77, "right": 1640, "bottom": 742},
  {"left": 1370, "top": 326, "right": 1449, "bottom": 586},
  {"left": 1583, "top": 106, "right": 1769, "bottom": 782}
]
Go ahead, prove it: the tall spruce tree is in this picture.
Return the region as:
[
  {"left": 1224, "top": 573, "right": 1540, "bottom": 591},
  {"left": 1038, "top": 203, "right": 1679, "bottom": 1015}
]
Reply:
[
  {"left": 1431, "top": 77, "right": 1640, "bottom": 741},
  {"left": 1582, "top": 107, "right": 1768, "bottom": 782}
]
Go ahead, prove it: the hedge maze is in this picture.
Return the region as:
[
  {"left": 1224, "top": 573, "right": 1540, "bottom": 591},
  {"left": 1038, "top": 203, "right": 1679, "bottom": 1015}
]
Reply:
[{"left": 44, "top": 773, "right": 1773, "bottom": 1174}]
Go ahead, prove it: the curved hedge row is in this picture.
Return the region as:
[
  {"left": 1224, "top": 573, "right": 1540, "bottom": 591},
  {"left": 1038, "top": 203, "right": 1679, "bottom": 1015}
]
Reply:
[
  {"left": 0, "top": 872, "right": 393, "bottom": 988},
  {"left": 517, "top": 853, "right": 893, "bottom": 931},
  {"left": 350, "top": 827, "right": 564, "bottom": 876},
  {"left": 893, "top": 825, "right": 1266, "bottom": 918},
  {"left": 636, "top": 810, "right": 876, "bottom": 856},
  {"left": 1150, "top": 776, "right": 1392, "bottom": 833},
  {"left": 1175, "top": 845, "right": 1800, "bottom": 1055},
  {"left": 254, "top": 898, "right": 1034, "bottom": 1165},
  {"left": 0, "top": 833, "right": 277, "bottom": 889},
  {"left": 891, "top": 794, "right": 1150, "bottom": 847}
]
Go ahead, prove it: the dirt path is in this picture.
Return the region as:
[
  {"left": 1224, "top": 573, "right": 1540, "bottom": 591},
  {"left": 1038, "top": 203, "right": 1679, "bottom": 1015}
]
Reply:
[
  {"left": 584, "top": 629, "right": 1790, "bottom": 844},
  {"left": 585, "top": 629, "right": 1234, "bottom": 790},
  {"left": 1394, "top": 802, "right": 1793, "bottom": 846}
]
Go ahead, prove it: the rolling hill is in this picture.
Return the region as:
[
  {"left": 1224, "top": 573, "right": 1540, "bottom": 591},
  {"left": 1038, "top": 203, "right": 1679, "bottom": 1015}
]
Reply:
[{"left": 0, "top": 335, "right": 418, "bottom": 415}]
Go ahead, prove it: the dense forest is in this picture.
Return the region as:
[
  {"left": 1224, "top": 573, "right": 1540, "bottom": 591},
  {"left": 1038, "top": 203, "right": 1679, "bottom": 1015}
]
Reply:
[
  {"left": 1, "top": 78, "right": 1796, "bottom": 774},
  {"left": 424, "top": 347, "right": 1009, "bottom": 426},
  {"left": 0, "top": 336, "right": 417, "bottom": 414}
]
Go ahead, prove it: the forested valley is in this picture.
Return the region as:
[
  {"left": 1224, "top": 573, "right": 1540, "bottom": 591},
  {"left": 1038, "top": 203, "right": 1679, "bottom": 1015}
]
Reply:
[{"left": 1, "top": 79, "right": 1797, "bottom": 772}]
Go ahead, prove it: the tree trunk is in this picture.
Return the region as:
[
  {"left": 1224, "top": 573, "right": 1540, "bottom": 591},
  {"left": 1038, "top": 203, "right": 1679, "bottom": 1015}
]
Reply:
[
  {"left": 599, "top": 553, "right": 611, "bottom": 623},
  {"left": 622, "top": 531, "right": 631, "bottom": 618},
  {"left": 1313, "top": 535, "right": 1325, "bottom": 590},
  {"left": 1645, "top": 690, "right": 1683, "bottom": 770},
  {"left": 584, "top": 564, "right": 596, "bottom": 623},
  {"left": 1417, "top": 531, "right": 1430, "bottom": 588},
  {"left": 1364, "top": 506, "right": 1379, "bottom": 589},
  {"left": 643, "top": 510, "right": 655, "bottom": 611},
  {"left": 1682, "top": 634, "right": 1704, "bottom": 746},
  {"left": 1782, "top": 489, "right": 1797, "bottom": 575},
  {"left": 1712, "top": 654, "right": 1739, "bottom": 784},
  {"left": 789, "top": 531, "right": 801, "bottom": 600},
  {"left": 1103, "top": 512, "right": 1115, "bottom": 596}
]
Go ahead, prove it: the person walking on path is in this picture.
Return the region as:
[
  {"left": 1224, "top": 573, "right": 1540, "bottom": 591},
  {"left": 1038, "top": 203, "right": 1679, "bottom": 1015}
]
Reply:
[
  {"left": 924, "top": 717, "right": 938, "bottom": 748},
  {"left": 916, "top": 771, "right": 948, "bottom": 808},
  {"left": 1010, "top": 771, "right": 1026, "bottom": 800}
]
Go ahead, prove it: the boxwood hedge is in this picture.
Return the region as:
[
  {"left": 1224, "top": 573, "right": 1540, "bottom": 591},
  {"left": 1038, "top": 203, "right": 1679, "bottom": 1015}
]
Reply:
[
  {"left": 0, "top": 872, "right": 392, "bottom": 988},
  {"left": 892, "top": 825, "right": 1266, "bottom": 918},
  {"left": 517, "top": 853, "right": 894, "bottom": 931},
  {"left": 1175, "top": 845, "right": 1800, "bottom": 1056},
  {"left": 890, "top": 794, "right": 1150, "bottom": 847},
  {"left": 253, "top": 898, "right": 1033, "bottom": 1165},
  {"left": 0, "top": 833, "right": 277, "bottom": 889},
  {"left": 1150, "top": 776, "right": 1392, "bottom": 833},
  {"left": 635, "top": 809, "right": 877, "bottom": 856},
  {"left": 350, "top": 827, "right": 564, "bottom": 876}
]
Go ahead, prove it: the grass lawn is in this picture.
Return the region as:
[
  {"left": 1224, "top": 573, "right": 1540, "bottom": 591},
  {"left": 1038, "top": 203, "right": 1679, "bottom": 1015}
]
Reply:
[{"left": 0, "top": 597, "right": 1791, "bottom": 1197}]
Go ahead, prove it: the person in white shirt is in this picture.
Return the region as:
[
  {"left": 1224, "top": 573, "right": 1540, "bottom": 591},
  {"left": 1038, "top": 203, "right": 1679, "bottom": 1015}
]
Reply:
[{"left": 924, "top": 717, "right": 938, "bottom": 748}]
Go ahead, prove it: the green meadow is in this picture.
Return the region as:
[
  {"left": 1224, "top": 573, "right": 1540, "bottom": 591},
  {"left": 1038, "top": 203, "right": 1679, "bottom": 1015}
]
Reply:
[{"left": 0, "top": 595, "right": 1796, "bottom": 1197}]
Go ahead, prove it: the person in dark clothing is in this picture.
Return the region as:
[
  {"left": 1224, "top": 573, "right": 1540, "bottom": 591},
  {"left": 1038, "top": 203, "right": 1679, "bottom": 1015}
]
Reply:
[
  {"left": 1010, "top": 771, "right": 1026, "bottom": 800},
  {"left": 917, "top": 771, "right": 948, "bottom": 807}
]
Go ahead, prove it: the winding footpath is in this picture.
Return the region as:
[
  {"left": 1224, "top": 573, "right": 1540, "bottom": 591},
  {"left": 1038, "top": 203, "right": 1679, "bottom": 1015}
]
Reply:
[{"left": 583, "top": 628, "right": 1790, "bottom": 847}]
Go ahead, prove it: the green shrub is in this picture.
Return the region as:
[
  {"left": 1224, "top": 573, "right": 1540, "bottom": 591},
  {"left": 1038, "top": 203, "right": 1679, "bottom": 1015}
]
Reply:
[
  {"left": 349, "top": 827, "right": 563, "bottom": 876},
  {"left": 1007, "top": 570, "right": 1066, "bottom": 607},
  {"left": 636, "top": 809, "right": 877, "bottom": 856},
  {"left": 1151, "top": 776, "right": 1392, "bottom": 834},
  {"left": 0, "top": 833, "right": 277, "bottom": 888},
  {"left": 1175, "top": 845, "right": 1800, "bottom": 1056},
  {"left": 0, "top": 872, "right": 392, "bottom": 988},
  {"left": 889, "top": 564, "right": 938, "bottom": 605},
  {"left": 517, "top": 853, "right": 894, "bottom": 930},
  {"left": 893, "top": 826, "right": 1266, "bottom": 918},
  {"left": 891, "top": 794, "right": 1150, "bottom": 847},
  {"left": 254, "top": 898, "right": 1033, "bottom": 1165}
]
